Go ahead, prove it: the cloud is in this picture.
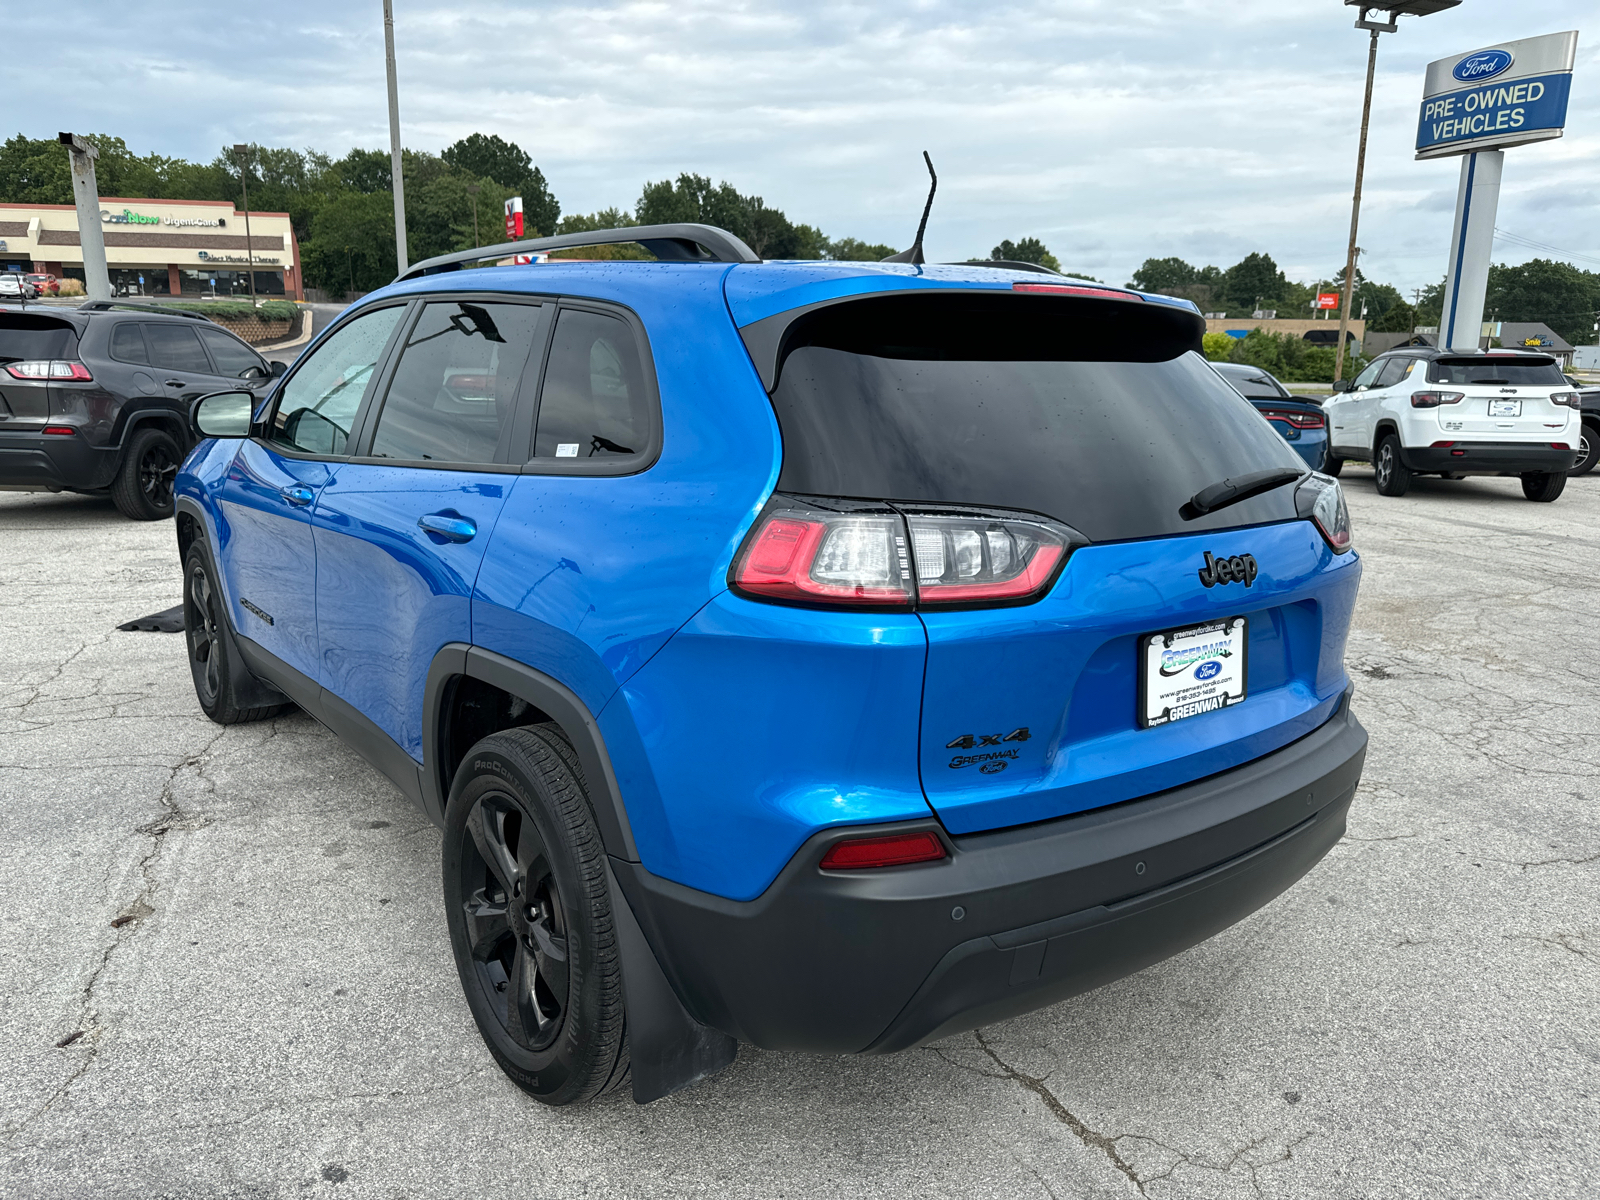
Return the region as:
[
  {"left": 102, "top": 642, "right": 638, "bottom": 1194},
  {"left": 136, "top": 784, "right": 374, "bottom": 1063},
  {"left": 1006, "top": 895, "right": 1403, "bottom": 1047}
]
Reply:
[{"left": 12, "top": 0, "right": 1596, "bottom": 290}]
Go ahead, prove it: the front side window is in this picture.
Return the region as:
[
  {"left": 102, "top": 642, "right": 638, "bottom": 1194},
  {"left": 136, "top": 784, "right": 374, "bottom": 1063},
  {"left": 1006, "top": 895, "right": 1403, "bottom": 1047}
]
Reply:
[
  {"left": 533, "top": 309, "right": 650, "bottom": 459},
  {"left": 267, "top": 305, "right": 405, "bottom": 456},
  {"left": 198, "top": 326, "right": 266, "bottom": 379},
  {"left": 144, "top": 324, "right": 212, "bottom": 373},
  {"left": 1349, "top": 360, "right": 1384, "bottom": 391},
  {"left": 367, "top": 300, "right": 541, "bottom": 464}
]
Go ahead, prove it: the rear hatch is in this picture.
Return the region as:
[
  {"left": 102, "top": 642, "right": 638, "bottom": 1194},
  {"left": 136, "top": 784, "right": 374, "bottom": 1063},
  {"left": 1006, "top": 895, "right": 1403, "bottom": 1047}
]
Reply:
[
  {"left": 761, "top": 289, "right": 1358, "bottom": 834},
  {"left": 0, "top": 313, "right": 81, "bottom": 428},
  {"left": 1426, "top": 353, "right": 1573, "bottom": 441}
]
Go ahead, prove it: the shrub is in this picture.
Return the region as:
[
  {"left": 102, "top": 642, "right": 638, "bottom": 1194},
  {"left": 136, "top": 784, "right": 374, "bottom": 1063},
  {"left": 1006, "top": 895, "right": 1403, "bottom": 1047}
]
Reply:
[
  {"left": 55, "top": 278, "right": 85, "bottom": 296},
  {"left": 161, "top": 299, "right": 300, "bottom": 322},
  {"left": 1202, "top": 332, "right": 1235, "bottom": 362}
]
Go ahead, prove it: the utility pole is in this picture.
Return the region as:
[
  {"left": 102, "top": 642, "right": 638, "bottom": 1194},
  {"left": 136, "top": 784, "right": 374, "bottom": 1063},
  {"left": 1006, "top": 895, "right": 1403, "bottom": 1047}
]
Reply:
[
  {"left": 383, "top": 0, "right": 408, "bottom": 276},
  {"left": 58, "top": 133, "right": 111, "bottom": 302},
  {"left": 1333, "top": 26, "right": 1379, "bottom": 383},
  {"left": 233, "top": 144, "right": 258, "bottom": 308}
]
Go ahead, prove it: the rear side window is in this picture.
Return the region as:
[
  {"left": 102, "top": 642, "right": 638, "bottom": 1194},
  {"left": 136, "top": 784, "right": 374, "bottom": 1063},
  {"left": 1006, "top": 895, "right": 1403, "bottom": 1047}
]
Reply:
[
  {"left": 269, "top": 304, "right": 405, "bottom": 455},
  {"left": 110, "top": 323, "right": 149, "bottom": 364},
  {"left": 368, "top": 300, "right": 541, "bottom": 464},
  {"left": 1428, "top": 356, "right": 1566, "bottom": 386},
  {"left": 533, "top": 309, "right": 649, "bottom": 459},
  {"left": 1374, "top": 357, "right": 1412, "bottom": 388},
  {"left": 767, "top": 293, "right": 1305, "bottom": 543},
  {"left": 0, "top": 314, "right": 77, "bottom": 361},
  {"left": 143, "top": 324, "right": 212, "bottom": 373},
  {"left": 198, "top": 326, "right": 264, "bottom": 379}
]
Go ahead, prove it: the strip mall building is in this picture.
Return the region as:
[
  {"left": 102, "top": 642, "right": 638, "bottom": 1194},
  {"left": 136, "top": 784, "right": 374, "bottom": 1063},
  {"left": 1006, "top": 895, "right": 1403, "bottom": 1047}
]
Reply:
[{"left": 0, "top": 197, "right": 302, "bottom": 300}]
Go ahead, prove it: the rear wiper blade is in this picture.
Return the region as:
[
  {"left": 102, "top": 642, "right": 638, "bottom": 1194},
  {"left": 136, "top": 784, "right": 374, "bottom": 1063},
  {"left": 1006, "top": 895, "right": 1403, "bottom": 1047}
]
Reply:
[{"left": 1181, "top": 467, "right": 1305, "bottom": 521}]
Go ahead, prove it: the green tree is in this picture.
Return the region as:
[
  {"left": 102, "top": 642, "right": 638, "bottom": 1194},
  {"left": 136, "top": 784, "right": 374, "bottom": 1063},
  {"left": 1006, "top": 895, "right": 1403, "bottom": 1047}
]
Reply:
[
  {"left": 1223, "top": 252, "right": 1288, "bottom": 311},
  {"left": 991, "top": 238, "right": 1061, "bottom": 272},
  {"left": 1129, "top": 256, "right": 1197, "bottom": 293},
  {"left": 1368, "top": 299, "right": 1415, "bottom": 333},
  {"left": 826, "top": 236, "right": 897, "bottom": 261},
  {"left": 1486, "top": 258, "right": 1600, "bottom": 346},
  {"left": 1202, "top": 332, "right": 1235, "bottom": 361},
  {"left": 300, "top": 190, "right": 396, "bottom": 294},
  {"left": 441, "top": 133, "right": 559, "bottom": 237}
]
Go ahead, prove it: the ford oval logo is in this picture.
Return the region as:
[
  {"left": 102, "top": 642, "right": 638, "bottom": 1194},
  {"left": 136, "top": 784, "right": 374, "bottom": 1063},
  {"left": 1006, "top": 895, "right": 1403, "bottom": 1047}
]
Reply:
[
  {"left": 1195, "top": 660, "right": 1222, "bottom": 681},
  {"left": 1453, "top": 49, "right": 1513, "bottom": 83}
]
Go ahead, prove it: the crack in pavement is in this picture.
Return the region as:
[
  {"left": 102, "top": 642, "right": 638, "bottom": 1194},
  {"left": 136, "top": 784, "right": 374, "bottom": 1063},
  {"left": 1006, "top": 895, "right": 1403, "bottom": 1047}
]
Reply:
[{"left": 1, "top": 727, "right": 229, "bottom": 1144}]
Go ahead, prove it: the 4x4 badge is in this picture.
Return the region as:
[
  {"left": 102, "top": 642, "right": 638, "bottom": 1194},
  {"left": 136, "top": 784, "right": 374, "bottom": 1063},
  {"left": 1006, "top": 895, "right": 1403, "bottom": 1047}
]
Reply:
[{"left": 1197, "top": 551, "right": 1258, "bottom": 589}]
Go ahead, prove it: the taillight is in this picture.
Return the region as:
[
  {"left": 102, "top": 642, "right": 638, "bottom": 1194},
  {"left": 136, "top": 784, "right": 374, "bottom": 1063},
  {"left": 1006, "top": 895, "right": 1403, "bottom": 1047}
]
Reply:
[
  {"left": 1259, "top": 408, "right": 1325, "bottom": 429},
  {"left": 1011, "top": 283, "right": 1142, "bottom": 301},
  {"left": 1295, "top": 473, "right": 1353, "bottom": 554},
  {"left": 901, "top": 509, "right": 1072, "bottom": 606},
  {"left": 3, "top": 360, "right": 94, "bottom": 382},
  {"left": 1410, "top": 390, "right": 1463, "bottom": 408},
  {"left": 731, "top": 496, "right": 1079, "bottom": 610},
  {"left": 1550, "top": 391, "right": 1581, "bottom": 408},
  {"left": 819, "top": 830, "right": 947, "bottom": 870}
]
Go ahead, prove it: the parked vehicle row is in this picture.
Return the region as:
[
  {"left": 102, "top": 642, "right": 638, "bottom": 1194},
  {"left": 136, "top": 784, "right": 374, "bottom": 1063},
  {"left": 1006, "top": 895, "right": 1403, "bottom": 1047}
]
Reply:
[
  {"left": 0, "top": 301, "right": 284, "bottom": 518},
  {"left": 1209, "top": 361, "right": 1329, "bottom": 472},
  {"left": 174, "top": 228, "right": 1367, "bottom": 1106}
]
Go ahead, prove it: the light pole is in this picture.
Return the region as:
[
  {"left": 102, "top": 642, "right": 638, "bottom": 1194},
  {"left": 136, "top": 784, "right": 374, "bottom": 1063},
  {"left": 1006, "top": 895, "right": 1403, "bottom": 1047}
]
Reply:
[
  {"left": 384, "top": 0, "right": 409, "bottom": 275},
  {"left": 467, "top": 183, "right": 481, "bottom": 248},
  {"left": 1334, "top": 1, "right": 1461, "bottom": 381},
  {"left": 233, "top": 144, "right": 258, "bottom": 308},
  {"left": 58, "top": 134, "right": 111, "bottom": 301}
]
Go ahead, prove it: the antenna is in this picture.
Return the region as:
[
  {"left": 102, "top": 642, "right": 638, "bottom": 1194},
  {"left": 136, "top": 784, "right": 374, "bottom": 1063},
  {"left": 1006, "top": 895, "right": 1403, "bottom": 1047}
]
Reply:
[{"left": 882, "top": 152, "right": 937, "bottom": 264}]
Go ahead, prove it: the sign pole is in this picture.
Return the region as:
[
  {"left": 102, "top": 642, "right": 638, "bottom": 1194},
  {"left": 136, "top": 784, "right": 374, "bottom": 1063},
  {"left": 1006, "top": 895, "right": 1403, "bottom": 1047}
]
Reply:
[
  {"left": 58, "top": 134, "right": 111, "bottom": 302},
  {"left": 1438, "top": 150, "right": 1503, "bottom": 351},
  {"left": 1334, "top": 27, "right": 1379, "bottom": 383},
  {"left": 383, "top": 0, "right": 408, "bottom": 276}
]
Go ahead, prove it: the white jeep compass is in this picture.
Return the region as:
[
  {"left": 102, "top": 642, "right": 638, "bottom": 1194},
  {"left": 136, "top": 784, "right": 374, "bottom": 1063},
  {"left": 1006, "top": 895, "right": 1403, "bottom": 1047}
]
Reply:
[{"left": 1325, "top": 349, "right": 1581, "bottom": 501}]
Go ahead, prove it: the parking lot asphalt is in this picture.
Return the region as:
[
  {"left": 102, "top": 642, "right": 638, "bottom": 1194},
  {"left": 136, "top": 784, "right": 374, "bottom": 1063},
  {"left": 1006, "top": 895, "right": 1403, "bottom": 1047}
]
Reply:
[{"left": 1, "top": 469, "right": 1596, "bottom": 1199}]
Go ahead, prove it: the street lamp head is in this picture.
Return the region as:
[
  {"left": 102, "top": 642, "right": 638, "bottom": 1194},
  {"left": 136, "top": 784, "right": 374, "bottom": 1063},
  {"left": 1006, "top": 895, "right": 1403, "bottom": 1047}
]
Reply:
[{"left": 1345, "top": 0, "right": 1460, "bottom": 32}]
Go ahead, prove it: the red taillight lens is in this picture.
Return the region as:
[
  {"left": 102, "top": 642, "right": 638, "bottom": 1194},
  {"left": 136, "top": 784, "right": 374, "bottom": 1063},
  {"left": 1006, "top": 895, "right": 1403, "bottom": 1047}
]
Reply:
[
  {"left": 1410, "top": 390, "right": 1464, "bottom": 408},
  {"left": 1430, "top": 440, "right": 1457, "bottom": 448},
  {"left": 906, "top": 512, "right": 1070, "bottom": 604},
  {"left": 1012, "top": 283, "right": 1142, "bottom": 302},
  {"left": 4, "top": 360, "right": 93, "bottom": 382},
  {"left": 1295, "top": 473, "right": 1353, "bottom": 554},
  {"left": 1552, "top": 443, "right": 1570, "bottom": 450},
  {"left": 733, "top": 510, "right": 913, "bottom": 606},
  {"left": 42, "top": 425, "right": 75, "bottom": 436},
  {"left": 1259, "top": 408, "right": 1325, "bottom": 429},
  {"left": 819, "top": 830, "right": 947, "bottom": 870}
]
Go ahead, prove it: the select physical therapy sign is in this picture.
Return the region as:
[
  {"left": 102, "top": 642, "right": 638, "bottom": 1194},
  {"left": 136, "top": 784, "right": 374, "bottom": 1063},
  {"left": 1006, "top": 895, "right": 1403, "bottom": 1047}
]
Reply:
[{"left": 1416, "top": 31, "right": 1577, "bottom": 159}]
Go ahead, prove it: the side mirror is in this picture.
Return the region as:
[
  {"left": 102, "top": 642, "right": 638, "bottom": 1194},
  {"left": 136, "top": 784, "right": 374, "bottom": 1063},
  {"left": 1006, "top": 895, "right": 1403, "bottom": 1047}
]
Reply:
[
  {"left": 191, "top": 390, "right": 255, "bottom": 440},
  {"left": 1330, "top": 380, "right": 1352, "bottom": 394},
  {"left": 269, "top": 359, "right": 288, "bottom": 378}
]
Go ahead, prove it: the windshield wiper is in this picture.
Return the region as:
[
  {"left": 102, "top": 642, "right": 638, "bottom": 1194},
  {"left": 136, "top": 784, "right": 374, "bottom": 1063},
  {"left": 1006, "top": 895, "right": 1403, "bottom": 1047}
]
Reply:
[{"left": 1181, "top": 467, "right": 1304, "bottom": 521}]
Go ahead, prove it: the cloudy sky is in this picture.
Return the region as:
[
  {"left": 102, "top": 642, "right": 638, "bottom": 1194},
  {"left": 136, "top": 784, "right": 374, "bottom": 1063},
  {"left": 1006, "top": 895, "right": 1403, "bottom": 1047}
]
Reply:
[{"left": 15, "top": 2, "right": 1597, "bottom": 293}]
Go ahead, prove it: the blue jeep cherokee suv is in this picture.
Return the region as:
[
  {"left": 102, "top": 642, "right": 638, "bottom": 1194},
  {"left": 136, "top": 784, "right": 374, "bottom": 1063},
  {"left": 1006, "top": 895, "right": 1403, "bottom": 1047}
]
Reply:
[{"left": 175, "top": 223, "right": 1366, "bottom": 1107}]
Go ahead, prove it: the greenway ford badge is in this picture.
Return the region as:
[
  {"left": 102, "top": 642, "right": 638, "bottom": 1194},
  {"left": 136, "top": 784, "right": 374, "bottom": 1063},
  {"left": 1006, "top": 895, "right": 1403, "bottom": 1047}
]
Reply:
[{"left": 1139, "top": 617, "right": 1248, "bottom": 729}]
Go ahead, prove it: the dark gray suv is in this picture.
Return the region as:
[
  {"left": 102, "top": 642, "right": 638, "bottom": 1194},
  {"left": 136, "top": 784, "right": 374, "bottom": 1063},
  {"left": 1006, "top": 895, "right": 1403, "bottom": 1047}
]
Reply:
[{"left": 0, "top": 301, "right": 285, "bottom": 519}]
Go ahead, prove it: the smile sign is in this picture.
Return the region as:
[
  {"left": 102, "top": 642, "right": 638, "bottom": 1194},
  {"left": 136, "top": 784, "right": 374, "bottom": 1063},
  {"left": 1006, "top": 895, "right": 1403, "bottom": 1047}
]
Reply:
[{"left": 1416, "top": 32, "right": 1577, "bottom": 160}]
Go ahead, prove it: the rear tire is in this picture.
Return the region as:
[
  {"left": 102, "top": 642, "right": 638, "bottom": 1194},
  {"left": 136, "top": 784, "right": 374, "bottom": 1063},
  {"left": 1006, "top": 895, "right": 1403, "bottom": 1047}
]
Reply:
[
  {"left": 1322, "top": 454, "right": 1344, "bottom": 478},
  {"left": 1520, "top": 471, "right": 1566, "bottom": 502},
  {"left": 1373, "top": 435, "right": 1410, "bottom": 497},
  {"left": 443, "top": 727, "right": 630, "bottom": 1107},
  {"left": 111, "top": 427, "right": 180, "bottom": 520},
  {"left": 1569, "top": 422, "right": 1599, "bottom": 477},
  {"left": 183, "top": 545, "right": 287, "bottom": 724}
]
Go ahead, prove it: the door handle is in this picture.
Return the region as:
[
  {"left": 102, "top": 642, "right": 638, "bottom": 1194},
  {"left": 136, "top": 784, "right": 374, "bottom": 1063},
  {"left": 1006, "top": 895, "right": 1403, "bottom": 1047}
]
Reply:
[
  {"left": 417, "top": 512, "right": 477, "bottom": 543},
  {"left": 281, "top": 484, "right": 315, "bottom": 506},
  {"left": 164, "top": 379, "right": 186, "bottom": 388}
]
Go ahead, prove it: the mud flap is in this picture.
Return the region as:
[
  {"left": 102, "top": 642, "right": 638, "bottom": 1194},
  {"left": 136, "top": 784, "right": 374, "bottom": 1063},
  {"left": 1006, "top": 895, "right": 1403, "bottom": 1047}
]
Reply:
[{"left": 605, "top": 859, "right": 737, "bottom": 1103}]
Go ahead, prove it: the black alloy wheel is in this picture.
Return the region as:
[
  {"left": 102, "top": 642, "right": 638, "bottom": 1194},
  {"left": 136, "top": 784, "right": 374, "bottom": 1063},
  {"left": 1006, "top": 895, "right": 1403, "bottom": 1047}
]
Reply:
[
  {"left": 1570, "top": 423, "right": 1599, "bottom": 477},
  {"left": 182, "top": 544, "right": 286, "bottom": 724},
  {"left": 443, "top": 728, "right": 629, "bottom": 1106},
  {"left": 1373, "top": 435, "right": 1411, "bottom": 497},
  {"left": 111, "top": 427, "right": 181, "bottom": 520},
  {"left": 460, "top": 791, "right": 571, "bottom": 1053}
]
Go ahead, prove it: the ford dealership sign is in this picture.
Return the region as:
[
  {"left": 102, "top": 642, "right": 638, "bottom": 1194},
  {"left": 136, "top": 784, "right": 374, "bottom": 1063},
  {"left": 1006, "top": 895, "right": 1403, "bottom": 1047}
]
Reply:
[{"left": 1417, "top": 32, "right": 1577, "bottom": 160}]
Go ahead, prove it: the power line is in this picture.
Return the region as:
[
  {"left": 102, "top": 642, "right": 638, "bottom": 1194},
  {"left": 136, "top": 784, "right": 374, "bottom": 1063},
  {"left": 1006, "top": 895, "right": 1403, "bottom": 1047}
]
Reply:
[{"left": 1491, "top": 227, "right": 1600, "bottom": 268}]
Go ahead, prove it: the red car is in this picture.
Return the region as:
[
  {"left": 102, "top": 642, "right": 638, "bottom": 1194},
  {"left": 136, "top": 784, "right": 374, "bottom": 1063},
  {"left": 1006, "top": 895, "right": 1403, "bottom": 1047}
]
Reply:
[{"left": 24, "top": 273, "right": 59, "bottom": 296}]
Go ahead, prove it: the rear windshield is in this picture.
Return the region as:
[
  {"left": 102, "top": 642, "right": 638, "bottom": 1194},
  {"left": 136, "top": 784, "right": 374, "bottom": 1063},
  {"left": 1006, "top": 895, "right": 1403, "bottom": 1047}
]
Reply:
[
  {"left": 0, "top": 315, "right": 78, "bottom": 362},
  {"left": 1428, "top": 356, "right": 1565, "bottom": 386},
  {"left": 768, "top": 294, "right": 1305, "bottom": 542}
]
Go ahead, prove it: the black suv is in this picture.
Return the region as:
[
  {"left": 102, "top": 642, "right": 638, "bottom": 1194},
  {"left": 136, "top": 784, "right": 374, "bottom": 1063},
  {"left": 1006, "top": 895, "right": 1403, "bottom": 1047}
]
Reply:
[{"left": 0, "top": 301, "right": 286, "bottom": 519}]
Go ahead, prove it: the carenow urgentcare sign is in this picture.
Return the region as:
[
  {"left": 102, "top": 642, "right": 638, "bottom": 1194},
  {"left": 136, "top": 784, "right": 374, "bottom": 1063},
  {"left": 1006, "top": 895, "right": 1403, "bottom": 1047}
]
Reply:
[{"left": 1415, "top": 31, "right": 1578, "bottom": 160}]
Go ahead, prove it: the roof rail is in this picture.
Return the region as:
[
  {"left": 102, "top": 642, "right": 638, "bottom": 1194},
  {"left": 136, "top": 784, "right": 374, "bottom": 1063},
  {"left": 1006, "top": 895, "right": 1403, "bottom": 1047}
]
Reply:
[
  {"left": 396, "top": 222, "right": 761, "bottom": 282},
  {"left": 78, "top": 300, "right": 214, "bottom": 321},
  {"left": 952, "top": 260, "right": 1064, "bottom": 277}
]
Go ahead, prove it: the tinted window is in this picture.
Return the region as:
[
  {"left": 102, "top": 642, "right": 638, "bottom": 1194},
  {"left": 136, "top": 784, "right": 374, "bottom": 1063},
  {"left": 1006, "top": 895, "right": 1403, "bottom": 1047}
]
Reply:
[
  {"left": 1428, "top": 356, "right": 1566, "bottom": 386},
  {"left": 143, "top": 324, "right": 212, "bottom": 373},
  {"left": 1374, "top": 357, "right": 1411, "bottom": 388},
  {"left": 769, "top": 294, "right": 1305, "bottom": 543},
  {"left": 368, "top": 300, "right": 540, "bottom": 464},
  {"left": 268, "top": 305, "right": 405, "bottom": 456},
  {"left": 1215, "top": 364, "right": 1286, "bottom": 399},
  {"left": 110, "top": 322, "right": 149, "bottom": 364},
  {"left": 533, "top": 309, "right": 649, "bottom": 459},
  {"left": 198, "top": 326, "right": 265, "bottom": 379},
  {"left": 0, "top": 314, "right": 77, "bottom": 361}
]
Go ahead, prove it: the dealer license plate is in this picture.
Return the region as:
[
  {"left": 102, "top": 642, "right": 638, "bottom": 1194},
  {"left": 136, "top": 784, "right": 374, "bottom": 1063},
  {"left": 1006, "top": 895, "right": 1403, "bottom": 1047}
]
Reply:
[
  {"left": 1488, "top": 399, "right": 1521, "bottom": 417},
  {"left": 1139, "top": 616, "right": 1248, "bottom": 729}
]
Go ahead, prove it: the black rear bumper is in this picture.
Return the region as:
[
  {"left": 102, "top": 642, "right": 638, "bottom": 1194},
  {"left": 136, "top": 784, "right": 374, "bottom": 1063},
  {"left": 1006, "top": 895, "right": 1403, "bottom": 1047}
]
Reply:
[
  {"left": 614, "top": 692, "right": 1367, "bottom": 1054},
  {"left": 0, "top": 431, "right": 117, "bottom": 491},
  {"left": 1401, "top": 442, "right": 1576, "bottom": 474}
]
